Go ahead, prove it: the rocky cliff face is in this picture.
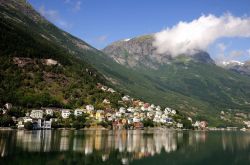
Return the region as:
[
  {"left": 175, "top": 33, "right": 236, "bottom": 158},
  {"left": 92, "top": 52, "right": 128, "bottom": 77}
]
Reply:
[{"left": 103, "top": 34, "right": 214, "bottom": 69}]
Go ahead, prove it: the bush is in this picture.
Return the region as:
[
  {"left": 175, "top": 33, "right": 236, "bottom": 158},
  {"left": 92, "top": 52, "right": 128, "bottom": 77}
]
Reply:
[
  {"left": 0, "top": 115, "right": 14, "bottom": 127},
  {"left": 143, "top": 119, "right": 154, "bottom": 127},
  {"left": 24, "top": 121, "right": 33, "bottom": 130},
  {"left": 72, "top": 121, "right": 81, "bottom": 129},
  {"left": 51, "top": 121, "right": 62, "bottom": 129}
]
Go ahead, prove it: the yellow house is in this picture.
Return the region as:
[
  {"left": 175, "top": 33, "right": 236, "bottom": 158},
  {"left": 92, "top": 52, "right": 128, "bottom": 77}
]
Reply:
[{"left": 95, "top": 110, "right": 104, "bottom": 121}]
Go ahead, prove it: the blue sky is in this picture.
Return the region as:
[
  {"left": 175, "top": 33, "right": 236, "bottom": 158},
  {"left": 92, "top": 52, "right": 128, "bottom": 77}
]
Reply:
[{"left": 28, "top": 0, "right": 250, "bottom": 62}]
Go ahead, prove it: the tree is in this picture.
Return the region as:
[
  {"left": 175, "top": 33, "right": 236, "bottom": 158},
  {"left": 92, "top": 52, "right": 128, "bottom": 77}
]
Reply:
[
  {"left": 142, "top": 119, "right": 154, "bottom": 127},
  {"left": 182, "top": 119, "right": 193, "bottom": 129},
  {"left": 24, "top": 121, "right": 33, "bottom": 130},
  {"left": 0, "top": 115, "right": 14, "bottom": 127},
  {"left": 72, "top": 121, "right": 81, "bottom": 129}
]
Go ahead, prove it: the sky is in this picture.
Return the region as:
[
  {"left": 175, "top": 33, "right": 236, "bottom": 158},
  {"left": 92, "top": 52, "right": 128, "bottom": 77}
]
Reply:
[{"left": 28, "top": 0, "right": 250, "bottom": 63}]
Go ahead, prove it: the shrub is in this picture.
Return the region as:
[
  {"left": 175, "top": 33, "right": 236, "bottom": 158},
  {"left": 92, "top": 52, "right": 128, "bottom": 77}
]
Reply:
[{"left": 24, "top": 121, "right": 33, "bottom": 130}]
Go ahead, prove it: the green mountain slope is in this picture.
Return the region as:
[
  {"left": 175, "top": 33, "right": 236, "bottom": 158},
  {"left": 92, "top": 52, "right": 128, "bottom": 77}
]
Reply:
[
  {"left": 0, "top": 0, "right": 121, "bottom": 108},
  {"left": 100, "top": 36, "right": 250, "bottom": 124}
]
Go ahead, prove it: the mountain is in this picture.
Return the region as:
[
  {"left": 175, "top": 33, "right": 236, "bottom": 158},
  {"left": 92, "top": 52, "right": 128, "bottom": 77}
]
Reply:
[
  {"left": 222, "top": 60, "right": 250, "bottom": 76},
  {"left": 101, "top": 35, "right": 250, "bottom": 125},
  {"left": 2, "top": 0, "right": 250, "bottom": 126},
  {"left": 103, "top": 35, "right": 214, "bottom": 69},
  {"left": 0, "top": 0, "right": 122, "bottom": 108}
]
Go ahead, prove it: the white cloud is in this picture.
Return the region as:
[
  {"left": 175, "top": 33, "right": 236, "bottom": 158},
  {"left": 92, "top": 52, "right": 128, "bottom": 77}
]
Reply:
[
  {"left": 73, "top": 1, "right": 82, "bottom": 11},
  {"left": 96, "top": 35, "right": 108, "bottom": 43},
  {"left": 38, "top": 5, "right": 72, "bottom": 29},
  {"left": 247, "top": 49, "right": 250, "bottom": 56},
  {"left": 153, "top": 13, "right": 250, "bottom": 56},
  {"left": 229, "top": 50, "right": 244, "bottom": 58}
]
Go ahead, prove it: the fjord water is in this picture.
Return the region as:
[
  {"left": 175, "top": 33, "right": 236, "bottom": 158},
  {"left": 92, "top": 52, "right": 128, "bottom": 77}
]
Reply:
[{"left": 0, "top": 130, "right": 249, "bottom": 165}]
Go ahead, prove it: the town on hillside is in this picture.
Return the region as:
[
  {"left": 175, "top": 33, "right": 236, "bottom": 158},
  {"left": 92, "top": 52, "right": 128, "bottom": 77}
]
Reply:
[{"left": 1, "top": 83, "right": 249, "bottom": 131}]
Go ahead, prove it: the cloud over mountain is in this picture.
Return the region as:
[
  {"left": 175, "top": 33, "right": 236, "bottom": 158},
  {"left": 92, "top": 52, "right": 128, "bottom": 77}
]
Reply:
[{"left": 153, "top": 14, "right": 250, "bottom": 56}]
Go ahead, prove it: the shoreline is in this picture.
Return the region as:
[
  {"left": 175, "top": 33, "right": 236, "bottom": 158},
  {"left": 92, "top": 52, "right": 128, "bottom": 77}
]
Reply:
[{"left": 0, "top": 127, "right": 248, "bottom": 131}]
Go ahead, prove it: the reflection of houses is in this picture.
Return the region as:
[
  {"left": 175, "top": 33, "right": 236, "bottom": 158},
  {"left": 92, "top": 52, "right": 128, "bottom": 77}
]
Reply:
[{"left": 43, "top": 120, "right": 52, "bottom": 129}]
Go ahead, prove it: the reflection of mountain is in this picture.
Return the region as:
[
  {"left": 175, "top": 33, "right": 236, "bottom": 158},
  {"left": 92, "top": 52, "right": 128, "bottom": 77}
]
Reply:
[{"left": 1, "top": 130, "right": 250, "bottom": 164}]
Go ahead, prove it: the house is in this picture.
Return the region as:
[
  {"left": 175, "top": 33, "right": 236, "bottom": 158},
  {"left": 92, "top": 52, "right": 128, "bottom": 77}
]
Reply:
[
  {"left": 96, "top": 110, "right": 104, "bottom": 121},
  {"left": 61, "top": 109, "right": 71, "bottom": 119},
  {"left": 188, "top": 117, "right": 192, "bottom": 122},
  {"left": 119, "top": 107, "right": 126, "bottom": 113},
  {"left": 122, "top": 95, "right": 131, "bottom": 102},
  {"left": 153, "top": 117, "right": 161, "bottom": 123},
  {"left": 193, "top": 121, "right": 208, "bottom": 129},
  {"left": 4, "top": 103, "right": 12, "bottom": 110},
  {"left": 30, "top": 110, "right": 44, "bottom": 119},
  {"left": 44, "top": 108, "right": 54, "bottom": 116},
  {"left": 101, "top": 86, "right": 108, "bottom": 91},
  {"left": 17, "top": 117, "right": 32, "bottom": 129},
  {"left": 0, "top": 108, "right": 6, "bottom": 114},
  {"left": 150, "top": 104, "right": 156, "bottom": 109},
  {"left": 199, "top": 121, "right": 208, "bottom": 129},
  {"left": 243, "top": 121, "right": 250, "bottom": 128},
  {"left": 43, "top": 120, "right": 52, "bottom": 129},
  {"left": 156, "top": 106, "right": 161, "bottom": 111},
  {"left": 171, "top": 110, "right": 177, "bottom": 115},
  {"left": 127, "top": 107, "right": 135, "bottom": 112},
  {"left": 103, "top": 99, "right": 110, "bottom": 104},
  {"left": 166, "top": 118, "right": 173, "bottom": 124},
  {"left": 193, "top": 121, "right": 200, "bottom": 128},
  {"left": 133, "top": 117, "right": 140, "bottom": 123},
  {"left": 86, "top": 105, "right": 94, "bottom": 112},
  {"left": 147, "top": 112, "right": 154, "bottom": 118},
  {"left": 115, "top": 111, "right": 122, "bottom": 118},
  {"left": 74, "top": 109, "right": 84, "bottom": 116},
  {"left": 107, "top": 88, "right": 116, "bottom": 93}
]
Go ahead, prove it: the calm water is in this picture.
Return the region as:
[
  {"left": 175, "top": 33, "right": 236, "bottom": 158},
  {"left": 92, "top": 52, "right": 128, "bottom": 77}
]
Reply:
[{"left": 0, "top": 130, "right": 250, "bottom": 165}]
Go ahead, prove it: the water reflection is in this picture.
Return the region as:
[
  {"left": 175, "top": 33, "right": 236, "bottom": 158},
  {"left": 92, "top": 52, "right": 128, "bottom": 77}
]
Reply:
[{"left": 1, "top": 130, "right": 250, "bottom": 164}]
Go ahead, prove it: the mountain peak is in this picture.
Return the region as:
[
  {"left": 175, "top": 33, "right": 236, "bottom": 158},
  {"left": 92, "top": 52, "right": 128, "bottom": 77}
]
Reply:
[{"left": 103, "top": 34, "right": 214, "bottom": 68}]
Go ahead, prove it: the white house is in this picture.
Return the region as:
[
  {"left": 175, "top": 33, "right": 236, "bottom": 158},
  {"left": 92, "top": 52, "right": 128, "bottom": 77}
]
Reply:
[
  {"left": 45, "top": 108, "right": 53, "bottom": 116},
  {"left": 30, "top": 110, "right": 44, "bottom": 119},
  {"left": 115, "top": 111, "right": 122, "bottom": 118},
  {"left": 119, "top": 107, "right": 126, "bottom": 113},
  {"left": 243, "top": 121, "right": 250, "bottom": 128},
  {"left": 61, "top": 109, "right": 71, "bottom": 119},
  {"left": 74, "top": 109, "right": 84, "bottom": 116},
  {"left": 4, "top": 103, "right": 12, "bottom": 110},
  {"left": 127, "top": 107, "right": 135, "bottom": 112},
  {"left": 133, "top": 117, "right": 140, "bottom": 123},
  {"left": 153, "top": 117, "right": 161, "bottom": 123},
  {"left": 107, "top": 88, "right": 116, "bottom": 93},
  {"left": 103, "top": 99, "right": 110, "bottom": 104},
  {"left": 150, "top": 104, "right": 156, "bottom": 109},
  {"left": 122, "top": 95, "right": 131, "bottom": 102},
  {"left": 171, "top": 110, "right": 176, "bottom": 115},
  {"left": 101, "top": 86, "right": 108, "bottom": 91},
  {"left": 156, "top": 106, "right": 161, "bottom": 111},
  {"left": 86, "top": 105, "right": 94, "bottom": 112}
]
